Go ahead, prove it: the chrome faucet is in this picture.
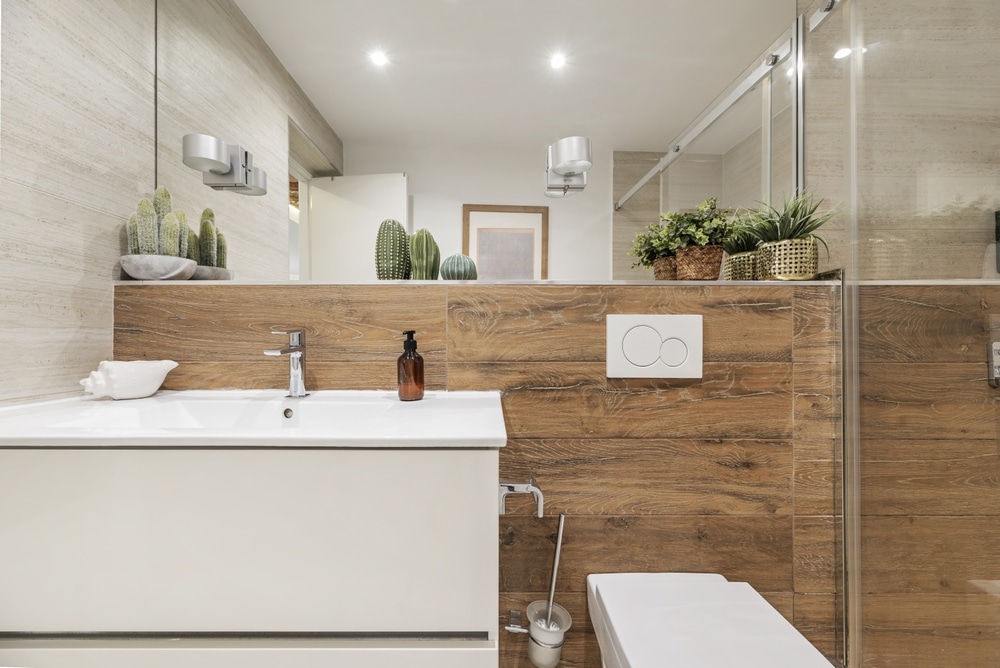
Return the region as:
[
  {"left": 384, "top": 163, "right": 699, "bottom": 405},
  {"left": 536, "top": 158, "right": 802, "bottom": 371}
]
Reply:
[{"left": 264, "top": 328, "right": 308, "bottom": 398}]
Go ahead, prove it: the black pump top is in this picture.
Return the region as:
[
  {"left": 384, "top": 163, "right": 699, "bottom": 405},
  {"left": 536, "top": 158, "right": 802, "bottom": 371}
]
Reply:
[{"left": 402, "top": 330, "right": 417, "bottom": 352}]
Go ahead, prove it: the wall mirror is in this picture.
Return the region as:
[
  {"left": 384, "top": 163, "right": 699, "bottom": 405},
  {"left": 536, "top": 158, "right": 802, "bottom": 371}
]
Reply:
[
  {"left": 647, "top": 26, "right": 799, "bottom": 216},
  {"left": 155, "top": 2, "right": 801, "bottom": 283}
]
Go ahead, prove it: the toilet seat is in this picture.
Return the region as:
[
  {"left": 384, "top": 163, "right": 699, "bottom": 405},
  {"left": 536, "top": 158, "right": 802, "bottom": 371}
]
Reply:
[{"left": 587, "top": 573, "right": 833, "bottom": 668}]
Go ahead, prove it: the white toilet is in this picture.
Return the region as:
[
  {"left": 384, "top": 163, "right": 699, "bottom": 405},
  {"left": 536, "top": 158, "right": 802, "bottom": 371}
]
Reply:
[{"left": 587, "top": 573, "right": 834, "bottom": 668}]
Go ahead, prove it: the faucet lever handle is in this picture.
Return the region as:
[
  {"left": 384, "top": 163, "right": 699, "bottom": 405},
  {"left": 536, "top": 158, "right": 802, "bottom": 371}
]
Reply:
[{"left": 271, "top": 328, "right": 306, "bottom": 347}]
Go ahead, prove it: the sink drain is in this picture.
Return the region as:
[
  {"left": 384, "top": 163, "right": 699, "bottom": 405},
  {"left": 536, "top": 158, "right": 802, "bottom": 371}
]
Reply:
[{"left": 283, "top": 408, "right": 294, "bottom": 419}]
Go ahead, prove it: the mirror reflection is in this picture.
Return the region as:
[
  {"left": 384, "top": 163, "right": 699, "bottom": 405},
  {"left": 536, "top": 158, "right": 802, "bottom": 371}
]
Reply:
[{"left": 156, "top": 1, "right": 800, "bottom": 283}]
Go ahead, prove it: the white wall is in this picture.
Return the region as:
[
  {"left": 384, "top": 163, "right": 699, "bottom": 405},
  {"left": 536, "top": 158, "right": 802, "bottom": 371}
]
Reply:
[{"left": 344, "top": 143, "right": 613, "bottom": 281}]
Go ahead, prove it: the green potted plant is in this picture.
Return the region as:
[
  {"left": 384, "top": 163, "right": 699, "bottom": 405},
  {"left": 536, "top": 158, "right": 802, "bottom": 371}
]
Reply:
[
  {"left": 721, "top": 212, "right": 761, "bottom": 280},
  {"left": 747, "top": 192, "right": 836, "bottom": 280},
  {"left": 629, "top": 220, "right": 680, "bottom": 279},
  {"left": 660, "top": 197, "right": 735, "bottom": 280}
]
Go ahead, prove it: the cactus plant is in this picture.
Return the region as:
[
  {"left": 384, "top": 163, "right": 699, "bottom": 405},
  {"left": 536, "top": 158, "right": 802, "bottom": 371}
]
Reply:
[
  {"left": 440, "top": 253, "right": 478, "bottom": 280},
  {"left": 158, "top": 212, "right": 181, "bottom": 256},
  {"left": 375, "top": 218, "right": 411, "bottom": 280},
  {"left": 152, "top": 186, "right": 172, "bottom": 224},
  {"left": 176, "top": 210, "right": 189, "bottom": 259},
  {"left": 216, "top": 232, "right": 228, "bottom": 269},
  {"left": 199, "top": 208, "right": 217, "bottom": 267},
  {"left": 126, "top": 213, "right": 140, "bottom": 255},
  {"left": 409, "top": 228, "right": 440, "bottom": 280},
  {"left": 186, "top": 229, "right": 200, "bottom": 264},
  {"left": 135, "top": 198, "right": 158, "bottom": 255}
]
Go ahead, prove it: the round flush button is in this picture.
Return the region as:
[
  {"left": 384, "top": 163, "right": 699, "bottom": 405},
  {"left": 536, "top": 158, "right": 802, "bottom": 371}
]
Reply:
[
  {"left": 622, "top": 325, "right": 662, "bottom": 367},
  {"left": 660, "top": 337, "right": 688, "bottom": 367}
]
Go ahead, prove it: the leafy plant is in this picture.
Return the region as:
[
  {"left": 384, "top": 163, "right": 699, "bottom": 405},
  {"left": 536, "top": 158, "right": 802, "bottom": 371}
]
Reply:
[
  {"left": 659, "top": 197, "right": 736, "bottom": 249},
  {"left": 746, "top": 192, "right": 837, "bottom": 254},
  {"left": 630, "top": 197, "right": 736, "bottom": 268},
  {"left": 629, "top": 220, "right": 678, "bottom": 268}
]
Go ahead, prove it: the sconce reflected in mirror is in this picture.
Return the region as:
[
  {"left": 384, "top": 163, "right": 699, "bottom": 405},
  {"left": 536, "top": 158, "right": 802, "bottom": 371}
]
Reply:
[
  {"left": 545, "top": 136, "right": 592, "bottom": 198},
  {"left": 182, "top": 133, "right": 268, "bottom": 196}
]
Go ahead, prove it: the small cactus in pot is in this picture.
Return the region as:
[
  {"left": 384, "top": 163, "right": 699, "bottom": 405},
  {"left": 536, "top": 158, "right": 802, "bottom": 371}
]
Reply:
[
  {"left": 410, "top": 228, "right": 440, "bottom": 280},
  {"left": 134, "top": 198, "right": 159, "bottom": 255},
  {"left": 158, "top": 212, "right": 181, "bottom": 256},
  {"left": 176, "top": 210, "right": 190, "bottom": 259},
  {"left": 153, "top": 186, "right": 172, "bottom": 225},
  {"left": 119, "top": 187, "right": 199, "bottom": 280},
  {"left": 440, "top": 253, "right": 478, "bottom": 280},
  {"left": 199, "top": 208, "right": 218, "bottom": 267},
  {"left": 186, "top": 228, "right": 200, "bottom": 264},
  {"left": 375, "top": 218, "right": 411, "bottom": 280}
]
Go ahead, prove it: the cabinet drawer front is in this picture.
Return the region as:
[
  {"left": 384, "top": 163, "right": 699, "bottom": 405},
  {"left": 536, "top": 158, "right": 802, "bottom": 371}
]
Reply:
[{"left": 0, "top": 449, "right": 498, "bottom": 635}]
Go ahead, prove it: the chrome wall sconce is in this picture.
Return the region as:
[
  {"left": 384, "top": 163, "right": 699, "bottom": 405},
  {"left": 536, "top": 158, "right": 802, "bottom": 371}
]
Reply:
[
  {"left": 545, "top": 136, "right": 592, "bottom": 198},
  {"left": 182, "top": 133, "right": 267, "bottom": 196}
]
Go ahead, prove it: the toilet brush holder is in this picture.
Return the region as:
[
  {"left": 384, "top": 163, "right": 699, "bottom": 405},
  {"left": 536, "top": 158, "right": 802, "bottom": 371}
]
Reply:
[{"left": 526, "top": 600, "right": 572, "bottom": 668}]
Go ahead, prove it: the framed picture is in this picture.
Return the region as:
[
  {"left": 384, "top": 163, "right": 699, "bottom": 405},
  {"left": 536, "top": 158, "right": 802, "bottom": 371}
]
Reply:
[{"left": 462, "top": 204, "right": 549, "bottom": 280}]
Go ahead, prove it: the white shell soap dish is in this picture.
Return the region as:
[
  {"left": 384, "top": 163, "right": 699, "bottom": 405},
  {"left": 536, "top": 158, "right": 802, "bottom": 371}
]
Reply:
[{"left": 80, "top": 360, "right": 178, "bottom": 400}]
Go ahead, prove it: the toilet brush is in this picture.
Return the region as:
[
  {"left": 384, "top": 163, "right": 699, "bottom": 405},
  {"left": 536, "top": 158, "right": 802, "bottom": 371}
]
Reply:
[
  {"left": 544, "top": 513, "right": 566, "bottom": 629},
  {"left": 526, "top": 513, "right": 572, "bottom": 668}
]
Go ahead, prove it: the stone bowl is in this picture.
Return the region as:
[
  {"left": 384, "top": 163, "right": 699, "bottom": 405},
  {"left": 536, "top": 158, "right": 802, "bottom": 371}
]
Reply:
[{"left": 120, "top": 255, "right": 196, "bottom": 280}]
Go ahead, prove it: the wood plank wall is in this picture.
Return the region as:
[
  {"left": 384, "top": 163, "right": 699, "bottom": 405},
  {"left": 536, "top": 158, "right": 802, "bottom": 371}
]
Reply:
[
  {"left": 114, "top": 282, "right": 842, "bottom": 666},
  {"left": 859, "top": 285, "right": 1000, "bottom": 667}
]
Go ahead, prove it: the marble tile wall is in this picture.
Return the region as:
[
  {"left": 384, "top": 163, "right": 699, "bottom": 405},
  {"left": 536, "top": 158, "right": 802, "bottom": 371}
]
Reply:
[
  {"left": 0, "top": 0, "right": 155, "bottom": 403},
  {"left": 0, "top": 0, "right": 342, "bottom": 404},
  {"left": 855, "top": 0, "right": 1000, "bottom": 279}
]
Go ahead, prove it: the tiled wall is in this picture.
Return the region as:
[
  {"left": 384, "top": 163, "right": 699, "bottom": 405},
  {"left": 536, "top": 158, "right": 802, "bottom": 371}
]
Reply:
[
  {"left": 0, "top": 0, "right": 341, "bottom": 404},
  {"left": 114, "top": 280, "right": 843, "bottom": 666},
  {"left": 854, "top": 0, "right": 1000, "bottom": 279},
  {"left": 858, "top": 284, "right": 1000, "bottom": 667},
  {"left": 155, "top": 0, "right": 343, "bottom": 283},
  {"left": 0, "top": 0, "right": 154, "bottom": 402}
]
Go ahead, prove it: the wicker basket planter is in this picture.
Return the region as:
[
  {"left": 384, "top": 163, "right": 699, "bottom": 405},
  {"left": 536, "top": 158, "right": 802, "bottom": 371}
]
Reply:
[
  {"left": 722, "top": 250, "right": 757, "bottom": 281},
  {"left": 755, "top": 238, "right": 819, "bottom": 280},
  {"left": 652, "top": 256, "right": 677, "bottom": 280},
  {"left": 676, "top": 245, "right": 724, "bottom": 280}
]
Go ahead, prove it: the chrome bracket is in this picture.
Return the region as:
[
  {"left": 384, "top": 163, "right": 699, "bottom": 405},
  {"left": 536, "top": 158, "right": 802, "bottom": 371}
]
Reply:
[{"left": 505, "top": 609, "right": 528, "bottom": 634}]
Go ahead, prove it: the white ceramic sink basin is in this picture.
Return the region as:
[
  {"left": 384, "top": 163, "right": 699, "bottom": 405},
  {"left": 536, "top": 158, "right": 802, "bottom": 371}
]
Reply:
[{"left": 0, "top": 390, "right": 507, "bottom": 447}]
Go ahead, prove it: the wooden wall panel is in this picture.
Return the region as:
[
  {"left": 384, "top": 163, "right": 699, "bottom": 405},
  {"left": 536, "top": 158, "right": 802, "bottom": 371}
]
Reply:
[
  {"left": 113, "top": 281, "right": 841, "bottom": 666},
  {"left": 860, "top": 285, "right": 1000, "bottom": 667},
  {"left": 500, "top": 438, "right": 792, "bottom": 516}
]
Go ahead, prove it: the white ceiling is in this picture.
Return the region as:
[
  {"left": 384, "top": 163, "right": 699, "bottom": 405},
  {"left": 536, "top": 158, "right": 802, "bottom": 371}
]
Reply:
[{"left": 232, "top": 0, "right": 797, "bottom": 155}]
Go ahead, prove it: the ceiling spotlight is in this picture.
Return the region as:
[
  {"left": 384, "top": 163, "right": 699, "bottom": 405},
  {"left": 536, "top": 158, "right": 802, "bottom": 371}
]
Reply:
[
  {"left": 550, "top": 53, "right": 566, "bottom": 69},
  {"left": 370, "top": 50, "right": 389, "bottom": 67}
]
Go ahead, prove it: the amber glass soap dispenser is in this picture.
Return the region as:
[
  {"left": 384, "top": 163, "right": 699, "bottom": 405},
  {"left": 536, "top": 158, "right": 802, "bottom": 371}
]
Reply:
[{"left": 398, "top": 330, "right": 424, "bottom": 401}]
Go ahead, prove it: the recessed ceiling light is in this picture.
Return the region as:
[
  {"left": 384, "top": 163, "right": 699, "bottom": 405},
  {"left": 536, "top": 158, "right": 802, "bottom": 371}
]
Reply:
[
  {"left": 550, "top": 53, "right": 566, "bottom": 69},
  {"left": 370, "top": 50, "right": 389, "bottom": 67},
  {"left": 833, "top": 47, "right": 852, "bottom": 59}
]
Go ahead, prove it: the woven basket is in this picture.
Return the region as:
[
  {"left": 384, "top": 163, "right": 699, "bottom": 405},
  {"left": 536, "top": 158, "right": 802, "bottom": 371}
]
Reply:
[
  {"left": 756, "top": 238, "right": 819, "bottom": 280},
  {"left": 676, "top": 245, "right": 724, "bottom": 280},
  {"left": 723, "top": 251, "right": 757, "bottom": 281},
  {"left": 652, "top": 256, "right": 677, "bottom": 280}
]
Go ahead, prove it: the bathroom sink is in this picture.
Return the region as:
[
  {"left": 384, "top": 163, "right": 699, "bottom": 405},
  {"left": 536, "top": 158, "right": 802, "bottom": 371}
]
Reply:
[{"left": 0, "top": 390, "right": 507, "bottom": 447}]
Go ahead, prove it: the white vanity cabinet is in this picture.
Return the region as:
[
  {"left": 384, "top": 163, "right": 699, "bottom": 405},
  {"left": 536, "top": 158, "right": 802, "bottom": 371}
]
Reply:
[{"left": 0, "top": 390, "right": 506, "bottom": 668}]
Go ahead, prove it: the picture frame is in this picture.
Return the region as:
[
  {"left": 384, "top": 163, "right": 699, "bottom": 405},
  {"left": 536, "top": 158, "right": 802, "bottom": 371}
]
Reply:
[{"left": 462, "top": 204, "right": 549, "bottom": 280}]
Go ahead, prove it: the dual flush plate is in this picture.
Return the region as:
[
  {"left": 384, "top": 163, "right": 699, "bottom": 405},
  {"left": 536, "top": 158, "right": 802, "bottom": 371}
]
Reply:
[{"left": 606, "top": 314, "right": 703, "bottom": 379}]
